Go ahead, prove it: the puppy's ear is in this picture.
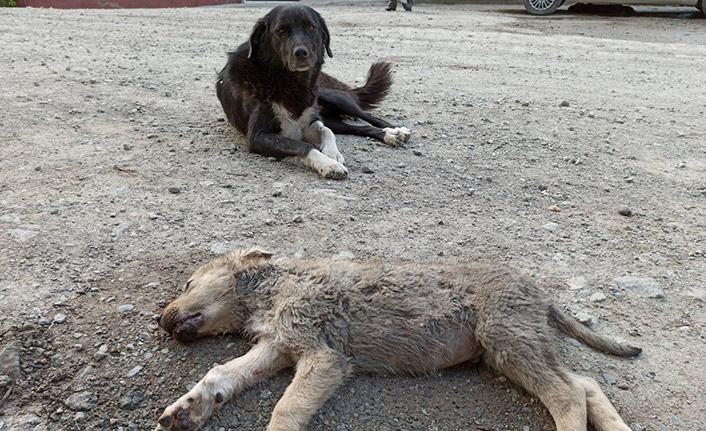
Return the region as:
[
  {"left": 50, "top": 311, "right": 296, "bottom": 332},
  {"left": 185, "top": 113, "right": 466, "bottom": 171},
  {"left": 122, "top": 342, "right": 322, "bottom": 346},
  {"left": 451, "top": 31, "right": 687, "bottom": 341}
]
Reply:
[
  {"left": 319, "top": 15, "right": 332, "bottom": 58},
  {"left": 241, "top": 247, "right": 273, "bottom": 262},
  {"left": 248, "top": 18, "right": 267, "bottom": 59}
]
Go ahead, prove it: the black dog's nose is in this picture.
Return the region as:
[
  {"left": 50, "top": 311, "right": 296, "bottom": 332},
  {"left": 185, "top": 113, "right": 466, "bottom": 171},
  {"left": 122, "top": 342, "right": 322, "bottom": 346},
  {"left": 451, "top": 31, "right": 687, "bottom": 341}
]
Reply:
[{"left": 294, "top": 47, "right": 309, "bottom": 58}]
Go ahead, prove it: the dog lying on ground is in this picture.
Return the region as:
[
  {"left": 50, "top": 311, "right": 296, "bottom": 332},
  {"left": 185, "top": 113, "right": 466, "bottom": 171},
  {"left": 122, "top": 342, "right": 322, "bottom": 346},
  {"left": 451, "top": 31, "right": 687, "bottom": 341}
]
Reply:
[
  {"left": 156, "top": 248, "right": 640, "bottom": 431},
  {"left": 216, "top": 5, "right": 411, "bottom": 179}
]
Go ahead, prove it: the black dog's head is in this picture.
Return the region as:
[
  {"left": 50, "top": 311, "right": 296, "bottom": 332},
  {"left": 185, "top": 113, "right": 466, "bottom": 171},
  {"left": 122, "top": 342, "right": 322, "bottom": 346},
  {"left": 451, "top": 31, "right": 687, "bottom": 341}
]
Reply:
[{"left": 248, "top": 5, "right": 332, "bottom": 72}]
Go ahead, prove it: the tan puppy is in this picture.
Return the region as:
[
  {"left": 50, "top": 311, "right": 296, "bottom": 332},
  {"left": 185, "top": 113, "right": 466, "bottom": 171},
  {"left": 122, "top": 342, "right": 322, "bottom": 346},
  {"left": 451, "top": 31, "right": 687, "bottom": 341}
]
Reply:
[{"left": 156, "top": 248, "right": 640, "bottom": 431}]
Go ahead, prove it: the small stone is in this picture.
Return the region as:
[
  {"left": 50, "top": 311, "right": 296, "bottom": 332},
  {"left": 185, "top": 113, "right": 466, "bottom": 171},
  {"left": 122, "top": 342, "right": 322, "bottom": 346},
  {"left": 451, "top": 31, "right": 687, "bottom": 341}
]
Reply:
[
  {"left": 53, "top": 313, "right": 67, "bottom": 324},
  {"left": 603, "top": 373, "right": 618, "bottom": 385},
  {"left": 123, "top": 143, "right": 133, "bottom": 150},
  {"left": 560, "top": 100, "right": 570, "bottom": 107},
  {"left": 143, "top": 282, "right": 160, "bottom": 289},
  {"left": 8, "top": 229, "right": 39, "bottom": 242},
  {"left": 617, "top": 205, "right": 632, "bottom": 216},
  {"left": 126, "top": 365, "right": 143, "bottom": 378},
  {"left": 50, "top": 208, "right": 60, "bottom": 215},
  {"left": 589, "top": 293, "right": 607, "bottom": 302},
  {"left": 65, "top": 392, "right": 97, "bottom": 411},
  {"left": 0, "top": 342, "right": 22, "bottom": 383},
  {"left": 292, "top": 215, "right": 304, "bottom": 223},
  {"left": 147, "top": 133, "right": 158, "bottom": 139},
  {"left": 117, "top": 304, "right": 135, "bottom": 313},
  {"left": 542, "top": 222, "right": 559, "bottom": 231},
  {"left": 614, "top": 276, "right": 664, "bottom": 299},
  {"left": 362, "top": 166, "right": 374, "bottom": 174},
  {"left": 547, "top": 205, "right": 561, "bottom": 212},
  {"left": 575, "top": 312, "right": 598, "bottom": 327},
  {"left": 567, "top": 276, "right": 587, "bottom": 290},
  {"left": 168, "top": 186, "right": 181, "bottom": 194},
  {"left": 120, "top": 390, "right": 145, "bottom": 410},
  {"left": 34, "top": 165, "right": 42, "bottom": 171},
  {"left": 412, "top": 150, "right": 423, "bottom": 156},
  {"left": 74, "top": 412, "right": 87, "bottom": 422},
  {"left": 138, "top": 332, "right": 151, "bottom": 341}
]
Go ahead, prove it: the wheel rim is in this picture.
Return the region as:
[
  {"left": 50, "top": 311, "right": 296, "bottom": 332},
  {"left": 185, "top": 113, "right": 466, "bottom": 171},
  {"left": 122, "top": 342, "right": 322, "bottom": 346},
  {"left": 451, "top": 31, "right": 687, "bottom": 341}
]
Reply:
[{"left": 529, "top": 0, "right": 555, "bottom": 10}]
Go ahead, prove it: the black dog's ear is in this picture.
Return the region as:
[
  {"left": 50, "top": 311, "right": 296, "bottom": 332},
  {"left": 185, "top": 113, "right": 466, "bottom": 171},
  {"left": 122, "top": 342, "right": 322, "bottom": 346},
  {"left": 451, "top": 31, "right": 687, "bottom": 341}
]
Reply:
[
  {"left": 319, "top": 15, "right": 332, "bottom": 58},
  {"left": 248, "top": 18, "right": 267, "bottom": 59}
]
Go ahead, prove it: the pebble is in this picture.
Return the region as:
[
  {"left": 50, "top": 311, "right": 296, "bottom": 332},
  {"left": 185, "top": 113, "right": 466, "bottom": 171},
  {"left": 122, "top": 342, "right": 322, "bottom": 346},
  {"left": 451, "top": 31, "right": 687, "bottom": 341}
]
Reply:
[
  {"left": 53, "top": 313, "right": 67, "bottom": 324},
  {"left": 8, "top": 229, "right": 39, "bottom": 242},
  {"left": 542, "top": 222, "right": 559, "bottom": 231},
  {"left": 614, "top": 276, "right": 665, "bottom": 299},
  {"left": 560, "top": 100, "right": 570, "bottom": 107},
  {"left": 362, "top": 166, "right": 374, "bottom": 174},
  {"left": 168, "top": 186, "right": 182, "bottom": 194},
  {"left": 210, "top": 242, "right": 231, "bottom": 256},
  {"left": 617, "top": 205, "right": 632, "bottom": 216},
  {"left": 120, "top": 390, "right": 145, "bottom": 410},
  {"left": 567, "top": 276, "right": 587, "bottom": 290},
  {"left": 575, "top": 312, "right": 598, "bottom": 327},
  {"left": 74, "top": 412, "right": 87, "bottom": 422},
  {"left": 126, "top": 365, "right": 143, "bottom": 378},
  {"left": 117, "top": 304, "right": 135, "bottom": 313},
  {"left": 0, "top": 342, "right": 22, "bottom": 383},
  {"left": 686, "top": 288, "right": 706, "bottom": 303},
  {"left": 412, "top": 150, "right": 423, "bottom": 156},
  {"left": 603, "top": 373, "right": 618, "bottom": 385},
  {"left": 589, "top": 293, "right": 607, "bottom": 302},
  {"left": 292, "top": 215, "right": 304, "bottom": 223},
  {"left": 65, "top": 392, "right": 98, "bottom": 411}
]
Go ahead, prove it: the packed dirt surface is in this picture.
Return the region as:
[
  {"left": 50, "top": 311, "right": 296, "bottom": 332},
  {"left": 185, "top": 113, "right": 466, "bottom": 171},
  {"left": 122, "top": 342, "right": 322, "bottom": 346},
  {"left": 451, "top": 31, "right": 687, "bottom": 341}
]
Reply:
[{"left": 1, "top": 1, "right": 705, "bottom": 430}]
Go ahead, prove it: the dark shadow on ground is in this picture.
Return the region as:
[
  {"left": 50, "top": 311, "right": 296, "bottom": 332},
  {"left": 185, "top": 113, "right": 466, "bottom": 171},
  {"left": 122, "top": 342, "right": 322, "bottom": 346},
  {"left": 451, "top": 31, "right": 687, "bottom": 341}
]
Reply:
[{"left": 501, "top": 4, "right": 704, "bottom": 19}]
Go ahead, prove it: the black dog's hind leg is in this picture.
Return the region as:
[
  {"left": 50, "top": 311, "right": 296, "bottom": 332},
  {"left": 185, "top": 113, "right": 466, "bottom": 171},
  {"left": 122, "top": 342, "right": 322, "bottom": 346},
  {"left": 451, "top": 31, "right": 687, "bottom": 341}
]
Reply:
[{"left": 318, "top": 89, "right": 411, "bottom": 147}]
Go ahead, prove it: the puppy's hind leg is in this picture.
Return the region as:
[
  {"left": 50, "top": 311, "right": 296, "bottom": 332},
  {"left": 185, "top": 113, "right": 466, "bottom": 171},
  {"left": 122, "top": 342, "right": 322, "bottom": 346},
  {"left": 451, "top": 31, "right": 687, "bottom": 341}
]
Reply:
[
  {"left": 267, "top": 349, "right": 351, "bottom": 431},
  {"left": 570, "top": 373, "right": 631, "bottom": 431}
]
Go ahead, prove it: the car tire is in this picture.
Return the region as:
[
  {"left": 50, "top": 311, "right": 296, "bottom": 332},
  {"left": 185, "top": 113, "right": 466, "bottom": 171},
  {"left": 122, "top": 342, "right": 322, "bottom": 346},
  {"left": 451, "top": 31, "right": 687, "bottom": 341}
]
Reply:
[{"left": 524, "top": 0, "right": 563, "bottom": 15}]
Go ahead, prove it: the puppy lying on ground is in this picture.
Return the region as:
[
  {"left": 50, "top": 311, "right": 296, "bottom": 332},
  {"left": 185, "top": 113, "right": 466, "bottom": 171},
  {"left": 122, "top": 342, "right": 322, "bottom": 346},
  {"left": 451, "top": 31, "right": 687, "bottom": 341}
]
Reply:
[
  {"left": 216, "top": 5, "right": 410, "bottom": 179},
  {"left": 156, "top": 249, "right": 640, "bottom": 431}
]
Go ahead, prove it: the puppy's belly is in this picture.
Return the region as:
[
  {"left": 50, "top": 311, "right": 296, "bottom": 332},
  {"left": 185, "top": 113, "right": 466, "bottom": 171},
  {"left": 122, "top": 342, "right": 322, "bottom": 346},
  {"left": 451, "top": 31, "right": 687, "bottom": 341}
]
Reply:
[{"left": 436, "top": 326, "right": 484, "bottom": 368}]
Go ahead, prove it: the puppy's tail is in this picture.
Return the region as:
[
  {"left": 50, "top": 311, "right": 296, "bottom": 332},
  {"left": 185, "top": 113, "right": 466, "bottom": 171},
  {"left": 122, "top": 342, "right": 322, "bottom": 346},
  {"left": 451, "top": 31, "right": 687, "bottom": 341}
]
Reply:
[
  {"left": 353, "top": 62, "right": 393, "bottom": 111},
  {"left": 549, "top": 305, "right": 642, "bottom": 357}
]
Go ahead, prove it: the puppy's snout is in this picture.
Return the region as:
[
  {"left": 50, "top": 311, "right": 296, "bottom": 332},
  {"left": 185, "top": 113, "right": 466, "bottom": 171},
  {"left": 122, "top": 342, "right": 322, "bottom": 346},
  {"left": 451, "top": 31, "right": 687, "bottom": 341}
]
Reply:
[{"left": 294, "top": 46, "right": 309, "bottom": 58}]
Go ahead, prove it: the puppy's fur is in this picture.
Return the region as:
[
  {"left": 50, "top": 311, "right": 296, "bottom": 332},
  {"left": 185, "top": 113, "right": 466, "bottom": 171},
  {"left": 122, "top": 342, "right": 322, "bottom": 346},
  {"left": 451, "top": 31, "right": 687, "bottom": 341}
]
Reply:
[
  {"left": 156, "top": 249, "right": 640, "bottom": 431},
  {"left": 216, "top": 5, "right": 410, "bottom": 179}
]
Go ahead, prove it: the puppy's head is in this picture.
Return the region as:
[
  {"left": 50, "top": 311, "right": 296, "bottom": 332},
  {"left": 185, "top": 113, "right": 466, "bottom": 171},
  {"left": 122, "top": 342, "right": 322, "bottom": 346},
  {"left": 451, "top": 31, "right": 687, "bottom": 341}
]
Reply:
[
  {"left": 158, "top": 248, "right": 273, "bottom": 342},
  {"left": 248, "top": 5, "right": 332, "bottom": 72}
]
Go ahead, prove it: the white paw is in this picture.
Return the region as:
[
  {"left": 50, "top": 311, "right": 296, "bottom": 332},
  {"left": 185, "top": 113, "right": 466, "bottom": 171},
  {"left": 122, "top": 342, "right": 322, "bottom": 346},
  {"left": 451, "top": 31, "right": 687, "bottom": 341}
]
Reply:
[
  {"left": 156, "top": 385, "right": 223, "bottom": 431},
  {"left": 383, "top": 127, "right": 411, "bottom": 147},
  {"left": 306, "top": 150, "right": 348, "bottom": 180},
  {"left": 321, "top": 144, "right": 345, "bottom": 165}
]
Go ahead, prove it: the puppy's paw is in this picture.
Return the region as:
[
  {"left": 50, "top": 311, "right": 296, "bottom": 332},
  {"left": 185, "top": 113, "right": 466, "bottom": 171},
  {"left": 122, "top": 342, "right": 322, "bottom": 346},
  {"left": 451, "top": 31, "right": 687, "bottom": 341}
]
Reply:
[
  {"left": 156, "top": 389, "right": 223, "bottom": 431},
  {"left": 383, "top": 127, "right": 411, "bottom": 147},
  {"left": 321, "top": 145, "right": 345, "bottom": 165},
  {"left": 306, "top": 150, "right": 348, "bottom": 180}
]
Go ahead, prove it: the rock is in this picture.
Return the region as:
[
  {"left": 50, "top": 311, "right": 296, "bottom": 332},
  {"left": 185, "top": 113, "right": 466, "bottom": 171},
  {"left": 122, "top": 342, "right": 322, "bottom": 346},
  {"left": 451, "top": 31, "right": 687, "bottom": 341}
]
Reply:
[
  {"left": 686, "top": 288, "right": 706, "bottom": 303},
  {"left": 117, "top": 304, "right": 135, "bottom": 313},
  {"left": 65, "top": 392, "right": 98, "bottom": 411},
  {"left": 412, "top": 150, "right": 423, "bottom": 156},
  {"left": 120, "top": 390, "right": 145, "bottom": 410},
  {"left": 209, "top": 242, "right": 231, "bottom": 256},
  {"left": 617, "top": 205, "right": 632, "bottom": 216},
  {"left": 143, "top": 282, "right": 160, "bottom": 289},
  {"left": 589, "top": 292, "right": 607, "bottom": 302},
  {"left": 168, "top": 186, "right": 181, "bottom": 194},
  {"left": 126, "top": 365, "right": 143, "bottom": 378},
  {"left": 8, "top": 229, "right": 39, "bottom": 242},
  {"left": 0, "top": 342, "right": 22, "bottom": 383},
  {"left": 0, "top": 375, "right": 12, "bottom": 388},
  {"left": 575, "top": 312, "right": 598, "bottom": 327},
  {"left": 292, "top": 215, "right": 304, "bottom": 223},
  {"left": 542, "top": 222, "right": 559, "bottom": 231},
  {"left": 603, "top": 373, "right": 617, "bottom": 385},
  {"left": 362, "top": 166, "right": 374, "bottom": 174},
  {"left": 567, "top": 276, "right": 587, "bottom": 290},
  {"left": 560, "top": 100, "right": 570, "bottom": 107},
  {"left": 53, "top": 313, "right": 67, "bottom": 324},
  {"left": 614, "top": 276, "right": 665, "bottom": 299}
]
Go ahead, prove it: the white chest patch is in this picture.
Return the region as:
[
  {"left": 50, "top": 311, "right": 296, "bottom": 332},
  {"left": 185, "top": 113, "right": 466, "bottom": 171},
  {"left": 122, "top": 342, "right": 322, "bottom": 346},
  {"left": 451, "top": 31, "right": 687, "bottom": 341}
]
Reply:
[{"left": 272, "top": 103, "right": 315, "bottom": 141}]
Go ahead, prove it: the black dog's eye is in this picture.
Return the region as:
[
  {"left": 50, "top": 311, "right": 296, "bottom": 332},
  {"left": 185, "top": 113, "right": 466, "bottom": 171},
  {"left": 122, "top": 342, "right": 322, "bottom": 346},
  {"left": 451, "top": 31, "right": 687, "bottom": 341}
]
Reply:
[
  {"left": 277, "top": 27, "right": 287, "bottom": 35},
  {"left": 307, "top": 24, "right": 315, "bottom": 31}
]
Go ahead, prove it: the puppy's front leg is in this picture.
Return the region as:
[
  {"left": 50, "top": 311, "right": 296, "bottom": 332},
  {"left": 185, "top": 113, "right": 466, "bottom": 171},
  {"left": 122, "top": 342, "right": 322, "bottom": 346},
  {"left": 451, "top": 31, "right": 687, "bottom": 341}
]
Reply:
[
  {"left": 156, "top": 339, "right": 290, "bottom": 431},
  {"left": 267, "top": 349, "right": 351, "bottom": 431},
  {"left": 303, "top": 120, "right": 345, "bottom": 164}
]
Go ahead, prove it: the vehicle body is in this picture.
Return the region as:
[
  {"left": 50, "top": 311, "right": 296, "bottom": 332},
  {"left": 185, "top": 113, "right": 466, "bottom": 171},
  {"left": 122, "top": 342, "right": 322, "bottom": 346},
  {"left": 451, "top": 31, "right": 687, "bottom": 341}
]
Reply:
[{"left": 524, "top": 0, "right": 703, "bottom": 15}]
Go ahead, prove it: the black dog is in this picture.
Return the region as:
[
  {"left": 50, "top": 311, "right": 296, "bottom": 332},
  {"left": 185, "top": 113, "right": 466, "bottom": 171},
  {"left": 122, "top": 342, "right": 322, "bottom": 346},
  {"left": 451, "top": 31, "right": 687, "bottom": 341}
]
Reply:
[{"left": 216, "top": 5, "right": 410, "bottom": 179}]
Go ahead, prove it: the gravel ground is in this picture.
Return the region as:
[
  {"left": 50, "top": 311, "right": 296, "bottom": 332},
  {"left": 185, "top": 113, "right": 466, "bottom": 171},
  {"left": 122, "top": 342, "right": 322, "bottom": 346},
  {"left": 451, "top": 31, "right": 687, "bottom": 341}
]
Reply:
[{"left": 1, "top": 1, "right": 705, "bottom": 430}]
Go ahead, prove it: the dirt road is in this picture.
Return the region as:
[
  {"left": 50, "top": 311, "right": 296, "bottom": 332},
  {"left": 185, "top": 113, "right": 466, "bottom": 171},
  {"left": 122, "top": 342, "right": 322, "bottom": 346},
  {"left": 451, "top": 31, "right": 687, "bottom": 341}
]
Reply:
[{"left": 1, "top": 1, "right": 705, "bottom": 430}]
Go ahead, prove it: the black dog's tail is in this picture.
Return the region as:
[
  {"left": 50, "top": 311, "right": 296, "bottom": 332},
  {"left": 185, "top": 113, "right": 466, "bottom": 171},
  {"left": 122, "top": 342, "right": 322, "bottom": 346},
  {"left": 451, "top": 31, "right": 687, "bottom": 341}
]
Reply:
[
  {"left": 353, "top": 62, "right": 393, "bottom": 111},
  {"left": 548, "top": 305, "right": 642, "bottom": 357}
]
